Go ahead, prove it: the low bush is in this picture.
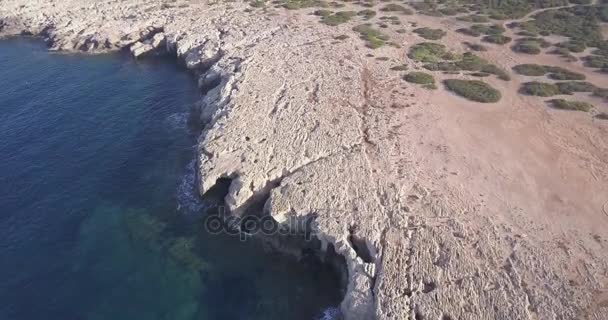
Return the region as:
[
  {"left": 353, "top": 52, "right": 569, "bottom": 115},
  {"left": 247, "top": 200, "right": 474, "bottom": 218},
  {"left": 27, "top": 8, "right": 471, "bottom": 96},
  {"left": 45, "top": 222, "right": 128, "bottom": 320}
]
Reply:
[
  {"left": 556, "top": 81, "right": 596, "bottom": 94},
  {"left": 457, "top": 14, "right": 490, "bottom": 23},
  {"left": 464, "top": 42, "right": 488, "bottom": 51},
  {"left": 390, "top": 64, "right": 408, "bottom": 71},
  {"left": 595, "top": 113, "right": 608, "bottom": 120},
  {"left": 584, "top": 55, "right": 608, "bottom": 69},
  {"left": 413, "top": 27, "right": 447, "bottom": 40},
  {"left": 512, "top": 64, "right": 548, "bottom": 76},
  {"left": 444, "top": 79, "right": 502, "bottom": 102},
  {"left": 512, "top": 40, "right": 541, "bottom": 54},
  {"left": 480, "top": 64, "right": 511, "bottom": 81},
  {"left": 593, "top": 88, "right": 608, "bottom": 99},
  {"left": 548, "top": 99, "right": 593, "bottom": 111},
  {"left": 512, "top": 64, "right": 585, "bottom": 80},
  {"left": 471, "top": 24, "right": 506, "bottom": 35},
  {"left": 380, "top": 4, "right": 413, "bottom": 14},
  {"left": 408, "top": 42, "right": 447, "bottom": 62},
  {"left": 357, "top": 9, "right": 376, "bottom": 20},
  {"left": 482, "top": 34, "right": 512, "bottom": 45},
  {"left": 456, "top": 28, "right": 482, "bottom": 37},
  {"left": 520, "top": 81, "right": 561, "bottom": 96},
  {"left": 321, "top": 11, "right": 357, "bottom": 26},
  {"left": 353, "top": 24, "right": 389, "bottom": 49},
  {"left": 403, "top": 71, "right": 435, "bottom": 84},
  {"left": 282, "top": 0, "right": 327, "bottom": 10}
]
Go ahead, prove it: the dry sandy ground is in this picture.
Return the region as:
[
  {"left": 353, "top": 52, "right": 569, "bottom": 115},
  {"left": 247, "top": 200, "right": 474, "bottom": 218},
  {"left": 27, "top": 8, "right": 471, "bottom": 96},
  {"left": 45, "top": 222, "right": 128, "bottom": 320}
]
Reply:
[{"left": 1, "top": 0, "right": 608, "bottom": 319}]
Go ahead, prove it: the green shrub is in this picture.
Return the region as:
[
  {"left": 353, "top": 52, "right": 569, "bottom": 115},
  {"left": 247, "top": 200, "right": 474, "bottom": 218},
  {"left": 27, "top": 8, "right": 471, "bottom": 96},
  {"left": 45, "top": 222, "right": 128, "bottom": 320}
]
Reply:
[
  {"left": 455, "top": 52, "right": 488, "bottom": 70},
  {"left": 557, "top": 41, "right": 586, "bottom": 52},
  {"left": 548, "top": 69, "right": 585, "bottom": 80},
  {"left": 282, "top": 0, "right": 327, "bottom": 9},
  {"left": 593, "top": 88, "right": 608, "bottom": 99},
  {"left": 520, "top": 7, "right": 604, "bottom": 47},
  {"left": 482, "top": 34, "right": 512, "bottom": 44},
  {"left": 512, "top": 64, "right": 585, "bottom": 80},
  {"left": 512, "top": 40, "right": 541, "bottom": 54},
  {"left": 584, "top": 55, "right": 608, "bottom": 69},
  {"left": 512, "top": 64, "right": 549, "bottom": 76},
  {"left": 471, "top": 24, "right": 506, "bottom": 35},
  {"left": 357, "top": 9, "right": 376, "bottom": 20},
  {"left": 548, "top": 99, "right": 593, "bottom": 111},
  {"left": 353, "top": 24, "right": 389, "bottom": 49},
  {"left": 480, "top": 64, "right": 511, "bottom": 81},
  {"left": 321, "top": 11, "right": 357, "bottom": 25},
  {"left": 404, "top": 71, "right": 435, "bottom": 84},
  {"left": 413, "top": 27, "right": 447, "bottom": 40},
  {"left": 520, "top": 81, "right": 561, "bottom": 96},
  {"left": 457, "top": 14, "right": 490, "bottom": 23},
  {"left": 549, "top": 47, "right": 578, "bottom": 62},
  {"left": 556, "top": 81, "right": 596, "bottom": 94},
  {"left": 250, "top": 0, "right": 266, "bottom": 8},
  {"left": 380, "top": 3, "right": 413, "bottom": 14},
  {"left": 456, "top": 28, "right": 482, "bottom": 37},
  {"left": 314, "top": 9, "right": 333, "bottom": 16},
  {"left": 390, "top": 64, "right": 408, "bottom": 71},
  {"left": 470, "top": 72, "right": 491, "bottom": 77},
  {"left": 444, "top": 79, "right": 501, "bottom": 102},
  {"left": 408, "top": 42, "right": 447, "bottom": 62},
  {"left": 464, "top": 42, "right": 488, "bottom": 51}
]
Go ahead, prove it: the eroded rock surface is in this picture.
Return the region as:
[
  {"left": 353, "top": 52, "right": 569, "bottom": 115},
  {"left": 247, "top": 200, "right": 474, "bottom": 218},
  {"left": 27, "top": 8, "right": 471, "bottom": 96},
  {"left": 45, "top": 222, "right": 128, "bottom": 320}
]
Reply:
[{"left": 2, "top": 1, "right": 607, "bottom": 319}]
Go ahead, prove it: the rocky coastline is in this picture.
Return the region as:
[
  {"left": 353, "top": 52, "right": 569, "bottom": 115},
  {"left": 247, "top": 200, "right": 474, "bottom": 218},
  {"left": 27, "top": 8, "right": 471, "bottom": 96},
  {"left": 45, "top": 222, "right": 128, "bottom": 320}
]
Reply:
[{"left": 2, "top": 1, "right": 607, "bottom": 319}]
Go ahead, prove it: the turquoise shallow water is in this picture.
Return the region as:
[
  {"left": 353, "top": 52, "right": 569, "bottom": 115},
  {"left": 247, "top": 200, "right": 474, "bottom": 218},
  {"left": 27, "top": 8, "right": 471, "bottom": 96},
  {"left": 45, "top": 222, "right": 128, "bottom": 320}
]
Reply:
[{"left": 0, "top": 39, "right": 342, "bottom": 320}]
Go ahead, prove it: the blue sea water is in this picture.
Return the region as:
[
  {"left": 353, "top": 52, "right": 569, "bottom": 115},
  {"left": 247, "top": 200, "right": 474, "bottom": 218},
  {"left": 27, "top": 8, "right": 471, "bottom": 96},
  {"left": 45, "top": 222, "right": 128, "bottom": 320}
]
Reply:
[{"left": 0, "top": 39, "right": 342, "bottom": 320}]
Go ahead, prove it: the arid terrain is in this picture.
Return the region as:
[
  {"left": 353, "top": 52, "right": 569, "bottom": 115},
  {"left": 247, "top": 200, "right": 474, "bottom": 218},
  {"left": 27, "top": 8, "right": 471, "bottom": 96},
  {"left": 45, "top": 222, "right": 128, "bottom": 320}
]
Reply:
[{"left": 1, "top": 0, "right": 607, "bottom": 319}]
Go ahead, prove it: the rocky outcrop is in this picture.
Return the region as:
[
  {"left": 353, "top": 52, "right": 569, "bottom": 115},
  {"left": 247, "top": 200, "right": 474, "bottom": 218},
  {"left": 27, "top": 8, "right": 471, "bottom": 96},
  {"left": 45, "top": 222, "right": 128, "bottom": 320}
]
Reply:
[{"left": 2, "top": 1, "right": 607, "bottom": 320}]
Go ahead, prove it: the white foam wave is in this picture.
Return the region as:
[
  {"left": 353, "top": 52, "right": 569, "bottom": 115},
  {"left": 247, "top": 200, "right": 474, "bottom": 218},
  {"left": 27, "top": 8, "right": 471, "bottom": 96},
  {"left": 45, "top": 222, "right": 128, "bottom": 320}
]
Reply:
[
  {"left": 176, "top": 159, "right": 205, "bottom": 213},
  {"left": 166, "top": 112, "right": 189, "bottom": 130},
  {"left": 317, "top": 307, "right": 341, "bottom": 320}
]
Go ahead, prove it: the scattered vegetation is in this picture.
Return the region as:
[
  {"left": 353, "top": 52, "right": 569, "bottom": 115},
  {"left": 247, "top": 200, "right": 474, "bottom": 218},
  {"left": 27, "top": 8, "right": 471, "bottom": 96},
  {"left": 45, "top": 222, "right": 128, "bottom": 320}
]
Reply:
[
  {"left": 520, "top": 81, "right": 561, "bottom": 96},
  {"left": 471, "top": 24, "right": 506, "bottom": 35},
  {"left": 422, "top": 52, "right": 510, "bottom": 80},
  {"left": 548, "top": 99, "right": 593, "bottom": 112},
  {"left": 584, "top": 55, "right": 608, "bottom": 69},
  {"left": 512, "top": 64, "right": 585, "bottom": 80},
  {"left": 457, "top": 14, "right": 490, "bottom": 23},
  {"left": 280, "top": 0, "right": 327, "bottom": 10},
  {"left": 408, "top": 42, "right": 447, "bottom": 63},
  {"left": 555, "top": 81, "right": 596, "bottom": 94},
  {"left": 512, "top": 40, "right": 541, "bottom": 54},
  {"left": 517, "top": 6, "right": 607, "bottom": 49},
  {"left": 250, "top": 0, "right": 266, "bottom": 8},
  {"left": 320, "top": 10, "right": 357, "bottom": 26},
  {"left": 444, "top": 79, "right": 502, "bottom": 103},
  {"left": 357, "top": 9, "right": 376, "bottom": 20},
  {"left": 403, "top": 71, "right": 436, "bottom": 89},
  {"left": 595, "top": 113, "right": 608, "bottom": 120},
  {"left": 464, "top": 42, "right": 488, "bottom": 51},
  {"left": 353, "top": 24, "right": 389, "bottom": 49},
  {"left": 473, "top": 0, "right": 569, "bottom": 19},
  {"left": 380, "top": 3, "right": 413, "bottom": 14},
  {"left": 390, "top": 64, "right": 408, "bottom": 71},
  {"left": 482, "top": 34, "right": 512, "bottom": 44},
  {"left": 413, "top": 27, "right": 447, "bottom": 40},
  {"left": 549, "top": 47, "right": 578, "bottom": 62}
]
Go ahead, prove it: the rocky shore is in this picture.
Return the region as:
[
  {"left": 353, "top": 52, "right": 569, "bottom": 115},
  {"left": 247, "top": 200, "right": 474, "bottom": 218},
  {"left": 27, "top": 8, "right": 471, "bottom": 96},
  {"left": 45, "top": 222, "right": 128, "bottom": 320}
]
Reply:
[{"left": 2, "top": 1, "right": 607, "bottom": 319}]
